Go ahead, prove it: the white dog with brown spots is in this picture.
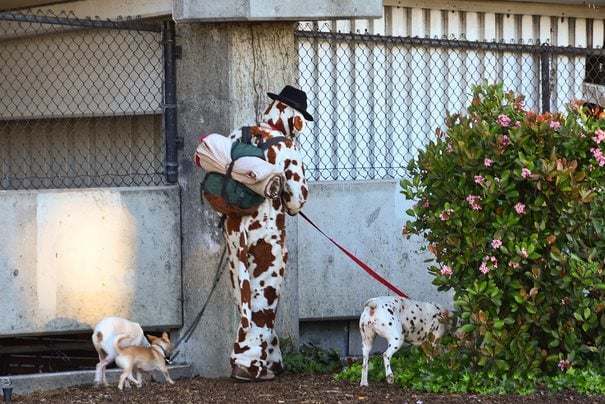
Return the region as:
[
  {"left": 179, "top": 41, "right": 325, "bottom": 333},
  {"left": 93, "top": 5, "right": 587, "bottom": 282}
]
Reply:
[{"left": 359, "top": 296, "right": 452, "bottom": 386}]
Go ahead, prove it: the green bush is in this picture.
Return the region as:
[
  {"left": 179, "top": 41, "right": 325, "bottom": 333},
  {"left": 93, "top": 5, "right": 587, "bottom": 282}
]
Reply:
[
  {"left": 282, "top": 341, "right": 342, "bottom": 375},
  {"left": 401, "top": 82, "right": 605, "bottom": 376},
  {"left": 336, "top": 342, "right": 605, "bottom": 394}
]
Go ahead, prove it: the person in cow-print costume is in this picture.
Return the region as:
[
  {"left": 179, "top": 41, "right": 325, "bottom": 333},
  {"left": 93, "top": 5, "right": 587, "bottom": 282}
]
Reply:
[{"left": 224, "top": 86, "right": 313, "bottom": 381}]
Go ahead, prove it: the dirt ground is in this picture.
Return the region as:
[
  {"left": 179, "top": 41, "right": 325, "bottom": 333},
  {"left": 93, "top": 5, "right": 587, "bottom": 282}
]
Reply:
[{"left": 11, "top": 373, "right": 605, "bottom": 404}]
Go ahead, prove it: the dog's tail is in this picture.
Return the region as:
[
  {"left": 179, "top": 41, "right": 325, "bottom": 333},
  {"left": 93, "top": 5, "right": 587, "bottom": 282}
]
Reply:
[
  {"left": 113, "top": 333, "right": 132, "bottom": 356},
  {"left": 363, "top": 298, "right": 378, "bottom": 316}
]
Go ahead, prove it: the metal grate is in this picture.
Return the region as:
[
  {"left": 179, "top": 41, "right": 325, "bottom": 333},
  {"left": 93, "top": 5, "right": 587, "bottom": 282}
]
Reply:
[
  {"left": 0, "top": 10, "right": 165, "bottom": 190},
  {"left": 296, "top": 23, "right": 605, "bottom": 181}
]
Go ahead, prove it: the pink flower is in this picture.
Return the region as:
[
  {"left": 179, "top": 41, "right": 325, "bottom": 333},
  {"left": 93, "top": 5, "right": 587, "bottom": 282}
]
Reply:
[
  {"left": 496, "top": 114, "right": 511, "bottom": 127},
  {"left": 440, "top": 265, "right": 453, "bottom": 277},
  {"left": 591, "top": 147, "right": 605, "bottom": 166},
  {"left": 466, "top": 195, "right": 482, "bottom": 210},
  {"left": 474, "top": 175, "right": 485, "bottom": 184},
  {"left": 558, "top": 359, "right": 570, "bottom": 372},
  {"left": 439, "top": 209, "right": 453, "bottom": 221},
  {"left": 508, "top": 262, "right": 520, "bottom": 269},
  {"left": 484, "top": 158, "right": 493, "bottom": 168},
  {"left": 514, "top": 202, "right": 526, "bottom": 214},
  {"left": 521, "top": 168, "right": 531, "bottom": 179},
  {"left": 446, "top": 143, "right": 453, "bottom": 153},
  {"left": 491, "top": 239, "right": 503, "bottom": 249},
  {"left": 516, "top": 100, "right": 525, "bottom": 110},
  {"left": 500, "top": 135, "right": 511, "bottom": 146},
  {"left": 488, "top": 255, "right": 498, "bottom": 268},
  {"left": 520, "top": 248, "right": 528, "bottom": 259},
  {"left": 423, "top": 200, "right": 430, "bottom": 208},
  {"left": 561, "top": 296, "right": 570, "bottom": 305},
  {"left": 479, "top": 262, "right": 490, "bottom": 274},
  {"left": 549, "top": 121, "right": 561, "bottom": 130},
  {"left": 594, "top": 129, "right": 605, "bottom": 144},
  {"left": 513, "top": 121, "right": 521, "bottom": 128}
]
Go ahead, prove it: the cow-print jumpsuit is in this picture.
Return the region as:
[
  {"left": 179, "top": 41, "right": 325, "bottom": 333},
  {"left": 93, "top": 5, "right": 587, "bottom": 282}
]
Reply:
[{"left": 224, "top": 99, "right": 308, "bottom": 379}]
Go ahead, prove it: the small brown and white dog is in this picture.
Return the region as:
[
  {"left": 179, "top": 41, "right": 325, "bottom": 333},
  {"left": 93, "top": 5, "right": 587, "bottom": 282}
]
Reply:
[
  {"left": 92, "top": 316, "right": 150, "bottom": 387},
  {"left": 114, "top": 332, "right": 175, "bottom": 390},
  {"left": 359, "top": 296, "right": 452, "bottom": 387}
]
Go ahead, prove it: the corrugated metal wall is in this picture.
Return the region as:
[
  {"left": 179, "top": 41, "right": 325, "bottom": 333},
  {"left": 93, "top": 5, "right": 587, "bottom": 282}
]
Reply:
[
  {"left": 319, "top": 4, "right": 604, "bottom": 46},
  {"left": 297, "top": 3, "right": 605, "bottom": 181}
]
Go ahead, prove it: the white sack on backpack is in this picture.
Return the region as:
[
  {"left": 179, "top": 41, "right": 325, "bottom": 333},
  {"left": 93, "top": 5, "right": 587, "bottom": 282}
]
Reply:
[{"left": 194, "top": 133, "right": 285, "bottom": 198}]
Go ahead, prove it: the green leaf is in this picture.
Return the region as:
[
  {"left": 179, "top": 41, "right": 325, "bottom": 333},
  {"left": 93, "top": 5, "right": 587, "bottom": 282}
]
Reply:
[{"left": 460, "top": 323, "right": 477, "bottom": 333}]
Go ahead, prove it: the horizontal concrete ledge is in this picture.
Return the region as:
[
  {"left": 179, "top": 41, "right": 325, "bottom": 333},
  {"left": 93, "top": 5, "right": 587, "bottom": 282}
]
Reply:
[
  {"left": 173, "top": 0, "right": 383, "bottom": 22},
  {"left": 3, "top": 363, "right": 193, "bottom": 395}
]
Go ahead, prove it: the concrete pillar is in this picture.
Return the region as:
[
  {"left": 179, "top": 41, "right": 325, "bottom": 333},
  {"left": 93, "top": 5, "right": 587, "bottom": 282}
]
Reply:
[{"left": 176, "top": 21, "right": 300, "bottom": 377}]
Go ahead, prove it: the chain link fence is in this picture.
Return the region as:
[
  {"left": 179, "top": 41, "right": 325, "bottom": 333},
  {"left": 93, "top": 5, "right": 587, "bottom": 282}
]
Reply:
[
  {"left": 296, "top": 23, "right": 605, "bottom": 181},
  {"left": 0, "top": 10, "right": 166, "bottom": 190}
]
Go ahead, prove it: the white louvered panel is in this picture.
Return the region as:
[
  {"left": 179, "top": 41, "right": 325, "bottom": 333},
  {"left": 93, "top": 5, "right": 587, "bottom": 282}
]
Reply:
[
  {"left": 539, "top": 16, "right": 552, "bottom": 44},
  {"left": 390, "top": 6, "right": 407, "bottom": 37},
  {"left": 484, "top": 13, "right": 497, "bottom": 41},
  {"left": 466, "top": 12, "right": 480, "bottom": 40},
  {"left": 502, "top": 13, "right": 516, "bottom": 41},
  {"left": 430, "top": 9, "right": 444, "bottom": 37},
  {"left": 335, "top": 19, "right": 351, "bottom": 33},
  {"left": 373, "top": 12, "right": 386, "bottom": 35},
  {"left": 576, "top": 19, "right": 588, "bottom": 47},
  {"left": 355, "top": 18, "right": 371, "bottom": 33},
  {"left": 593, "top": 20, "right": 604, "bottom": 47},
  {"left": 410, "top": 8, "right": 425, "bottom": 37},
  {"left": 318, "top": 5, "right": 605, "bottom": 47},
  {"left": 379, "top": 5, "right": 604, "bottom": 46}
]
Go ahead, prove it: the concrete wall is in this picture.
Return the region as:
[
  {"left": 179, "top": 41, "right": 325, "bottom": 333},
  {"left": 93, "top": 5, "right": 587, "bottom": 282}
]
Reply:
[
  {"left": 0, "top": 186, "right": 181, "bottom": 337},
  {"left": 175, "top": 21, "right": 302, "bottom": 377},
  {"left": 298, "top": 180, "right": 453, "bottom": 320}
]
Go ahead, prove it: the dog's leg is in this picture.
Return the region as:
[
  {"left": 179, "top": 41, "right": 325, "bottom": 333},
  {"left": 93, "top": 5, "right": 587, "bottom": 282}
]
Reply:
[
  {"left": 382, "top": 335, "right": 403, "bottom": 385},
  {"left": 118, "top": 370, "right": 130, "bottom": 391},
  {"left": 159, "top": 365, "right": 175, "bottom": 384},
  {"left": 132, "top": 368, "right": 143, "bottom": 386},
  {"left": 127, "top": 370, "right": 141, "bottom": 388},
  {"left": 359, "top": 323, "right": 376, "bottom": 387},
  {"left": 95, "top": 354, "right": 114, "bottom": 387}
]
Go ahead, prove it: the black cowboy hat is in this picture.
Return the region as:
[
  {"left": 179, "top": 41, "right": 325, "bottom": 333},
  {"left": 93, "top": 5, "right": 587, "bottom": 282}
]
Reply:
[{"left": 267, "top": 85, "right": 314, "bottom": 121}]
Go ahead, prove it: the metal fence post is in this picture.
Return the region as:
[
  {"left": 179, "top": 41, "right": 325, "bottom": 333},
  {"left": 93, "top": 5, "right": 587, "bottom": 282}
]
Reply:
[
  {"left": 540, "top": 48, "right": 551, "bottom": 113},
  {"left": 163, "top": 20, "right": 180, "bottom": 183}
]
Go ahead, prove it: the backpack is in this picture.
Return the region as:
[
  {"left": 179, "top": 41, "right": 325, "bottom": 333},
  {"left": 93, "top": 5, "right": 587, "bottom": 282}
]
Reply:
[{"left": 200, "top": 127, "right": 286, "bottom": 216}]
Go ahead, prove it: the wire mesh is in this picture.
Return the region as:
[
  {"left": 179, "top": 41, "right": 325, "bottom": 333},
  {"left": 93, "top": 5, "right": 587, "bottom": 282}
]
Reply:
[
  {"left": 296, "top": 23, "right": 605, "bottom": 181},
  {"left": 0, "top": 10, "right": 165, "bottom": 190}
]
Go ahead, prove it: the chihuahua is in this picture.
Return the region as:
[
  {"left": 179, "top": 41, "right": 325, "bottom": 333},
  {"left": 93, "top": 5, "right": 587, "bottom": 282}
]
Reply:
[{"left": 113, "top": 331, "right": 175, "bottom": 390}]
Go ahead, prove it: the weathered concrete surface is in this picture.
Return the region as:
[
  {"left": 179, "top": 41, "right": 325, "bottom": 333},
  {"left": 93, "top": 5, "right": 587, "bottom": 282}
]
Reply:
[
  {"left": 173, "top": 0, "right": 382, "bottom": 21},
  {"left": 3, "top": 364, "right": 191, "bottom": 395},
  {"left": 297, "top": 180, "right": 454, "bottom": 320},
  {"left": 0, "top": 186, "right": 181, "bottom": 336},
  {"left": 176, "top": 21, "right": 300, "bottom": 377}
]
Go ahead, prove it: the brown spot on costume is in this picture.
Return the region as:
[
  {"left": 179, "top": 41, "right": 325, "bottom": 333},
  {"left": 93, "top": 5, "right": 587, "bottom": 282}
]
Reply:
[{"left": 223, "top": 96, "right": 309, "bottom": 379}]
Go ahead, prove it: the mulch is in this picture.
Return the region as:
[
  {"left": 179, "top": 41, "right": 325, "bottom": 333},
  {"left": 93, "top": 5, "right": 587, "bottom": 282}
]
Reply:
[{"left": 10, "top": 373, "right": 605, "bottom": 403}]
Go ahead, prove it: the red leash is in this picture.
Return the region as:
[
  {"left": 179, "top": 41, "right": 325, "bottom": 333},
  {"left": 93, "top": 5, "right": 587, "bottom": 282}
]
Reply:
[{"left": 299, "top": 211, "right": 410, "bottom": 299}]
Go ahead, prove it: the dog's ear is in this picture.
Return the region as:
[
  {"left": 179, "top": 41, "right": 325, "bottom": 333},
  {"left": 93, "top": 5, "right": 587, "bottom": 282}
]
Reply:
[
  {"left": 161, "top": 331, "right": 170, "bottom": 340},
  {"left": 437, "top": 309, "right": 451, "bottom": 323},
  {"left": 146, "top": 333, "right": 156, "bottom": 341}
]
